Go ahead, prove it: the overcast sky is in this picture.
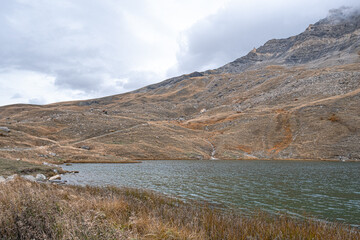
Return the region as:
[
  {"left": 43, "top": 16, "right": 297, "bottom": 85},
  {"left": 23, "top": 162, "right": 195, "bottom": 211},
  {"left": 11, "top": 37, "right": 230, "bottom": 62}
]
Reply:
[{"left": 0, "top": 0, "right": 359, "bottom": 106}]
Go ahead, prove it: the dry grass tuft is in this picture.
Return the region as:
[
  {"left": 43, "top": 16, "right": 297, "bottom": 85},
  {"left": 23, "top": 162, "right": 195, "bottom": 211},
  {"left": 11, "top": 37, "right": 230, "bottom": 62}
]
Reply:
[
  {"left": 0, "top": 179, "right": 359, "bottom": 239},
  {"left": 328, "top": 113, "right": 340, "bottom": 122}
]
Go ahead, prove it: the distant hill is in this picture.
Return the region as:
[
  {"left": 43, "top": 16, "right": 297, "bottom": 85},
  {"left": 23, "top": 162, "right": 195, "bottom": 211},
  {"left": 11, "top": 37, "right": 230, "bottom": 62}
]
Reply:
[{"left": 1, "top": 8, "right": 359, "bottom": 163}]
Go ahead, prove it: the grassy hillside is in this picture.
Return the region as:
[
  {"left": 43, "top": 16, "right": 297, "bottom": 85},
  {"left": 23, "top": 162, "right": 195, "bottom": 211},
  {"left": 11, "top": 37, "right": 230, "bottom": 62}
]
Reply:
[{"left": 0, "top": 64, "right": 359, "bottom": 163}]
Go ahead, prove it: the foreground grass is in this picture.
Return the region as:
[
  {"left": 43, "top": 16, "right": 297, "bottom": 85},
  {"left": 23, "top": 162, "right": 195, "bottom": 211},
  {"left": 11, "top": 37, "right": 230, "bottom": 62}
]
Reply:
[
  {"left": 0, "top": 158, "right": 57, "bottom": 177},
  {"left": 0, "top": 179, "right": 359, "bottom": 240}
]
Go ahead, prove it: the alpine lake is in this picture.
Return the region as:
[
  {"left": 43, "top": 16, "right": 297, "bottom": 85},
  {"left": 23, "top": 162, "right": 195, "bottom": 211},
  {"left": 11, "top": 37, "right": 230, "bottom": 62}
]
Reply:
[{"left": 62, "top": 160, "right": 360, "bottom": 227}]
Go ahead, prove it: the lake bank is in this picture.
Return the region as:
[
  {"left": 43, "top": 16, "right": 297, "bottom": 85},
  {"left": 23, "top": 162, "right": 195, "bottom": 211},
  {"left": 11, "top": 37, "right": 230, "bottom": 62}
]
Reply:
[
  {"left": 0, "top": 158, "right": 63, "bottom": 177},
  {"left": 1, "top": 178, "right": 359, "bottom": 239},
  {"left": 1, "top": 159, "right": 360, "bottom": 239},
  {"left": 64, "top": 157, "right": 360, "bottom": 163}
]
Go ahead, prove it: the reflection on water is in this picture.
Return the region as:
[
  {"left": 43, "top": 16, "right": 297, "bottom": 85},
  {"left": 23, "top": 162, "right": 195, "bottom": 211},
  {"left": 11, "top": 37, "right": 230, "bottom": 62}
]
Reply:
[{"left": 62, "top": 160, "right": 360, "bottom": 226}]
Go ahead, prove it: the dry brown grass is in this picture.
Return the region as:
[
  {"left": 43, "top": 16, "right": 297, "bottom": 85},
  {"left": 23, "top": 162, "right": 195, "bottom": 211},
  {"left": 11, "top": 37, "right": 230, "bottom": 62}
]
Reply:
[
  {"left": 0, "top": 179, "right": 359, "bottom": 240},
  {"left": 267, "top": 112, "right": 293, "bottom": 154},
  {"left": 181, "top": 112, "right": 242, "bottom": 130},
  {"left": 328, "top": 113, "right": 340, "bottom": 122}
]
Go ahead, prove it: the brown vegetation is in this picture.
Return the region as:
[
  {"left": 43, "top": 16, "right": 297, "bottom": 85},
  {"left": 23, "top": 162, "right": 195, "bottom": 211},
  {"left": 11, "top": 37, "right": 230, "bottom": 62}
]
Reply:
[
  {"left": 267, "top": 112, "right": 293, "bottom": 154},
  {"left": 0, "top": 179, "right": 359, "bottom": 240},
  {"left": 328, "top": 113, "right": 340, "bottom": 122},
  {"left": 236, "top": 145, "right": 253, "bottom": 154},
  {"left": 181, "top": 113, "right": 242, "bottom": 130}
]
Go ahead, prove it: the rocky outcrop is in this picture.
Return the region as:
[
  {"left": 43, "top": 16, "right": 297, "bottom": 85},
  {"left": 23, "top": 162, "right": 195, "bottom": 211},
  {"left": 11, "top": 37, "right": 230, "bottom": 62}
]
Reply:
[
  {"left": 219, "top": 9, "right": 360, "bottom": 73},
  {"left": 36, "top": 174, "right": 47, "bottom": 181}
]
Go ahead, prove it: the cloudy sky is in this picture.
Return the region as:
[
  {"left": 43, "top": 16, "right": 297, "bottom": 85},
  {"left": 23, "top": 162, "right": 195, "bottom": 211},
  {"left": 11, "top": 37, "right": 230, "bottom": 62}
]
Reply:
[{"left": 0, "top": 0, "right": 359, "bottom": 106}]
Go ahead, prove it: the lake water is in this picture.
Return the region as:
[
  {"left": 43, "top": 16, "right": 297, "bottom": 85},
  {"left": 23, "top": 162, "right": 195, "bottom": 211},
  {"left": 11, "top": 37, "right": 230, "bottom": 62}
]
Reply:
[{"left": 61, "top": 160, "right": 360, "bottom": 226}]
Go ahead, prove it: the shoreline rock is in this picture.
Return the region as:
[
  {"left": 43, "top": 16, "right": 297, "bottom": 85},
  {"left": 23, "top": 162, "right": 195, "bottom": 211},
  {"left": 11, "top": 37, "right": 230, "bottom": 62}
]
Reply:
[
  {"left": 36, "top": 174, "right": 47, "bottom": 181},
  {"left": 6, "top": 174, "right": 18, "bottom": 182},
  {"left": 21, "top": 175, "right": 36, "bottom": 182},
  {"left": 49, "top": 174, "right": 61, "bottom": 181}
]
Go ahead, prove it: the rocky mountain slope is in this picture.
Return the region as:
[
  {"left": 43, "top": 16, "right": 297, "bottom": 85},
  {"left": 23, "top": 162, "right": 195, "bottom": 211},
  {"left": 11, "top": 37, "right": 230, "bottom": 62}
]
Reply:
[{"left": 0, "top": 9, "right": 359, "bottom": 163}]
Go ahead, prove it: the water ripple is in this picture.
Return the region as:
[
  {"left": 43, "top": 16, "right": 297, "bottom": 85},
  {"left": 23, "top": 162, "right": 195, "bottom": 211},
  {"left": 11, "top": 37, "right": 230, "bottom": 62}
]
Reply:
[{"left": 62, "top": 160, "right": 360, "bottom": 226}]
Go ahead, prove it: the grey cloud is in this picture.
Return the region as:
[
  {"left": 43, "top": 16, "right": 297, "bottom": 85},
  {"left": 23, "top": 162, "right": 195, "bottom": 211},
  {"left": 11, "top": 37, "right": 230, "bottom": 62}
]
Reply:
[
  {"left": 326, "top": 6, "right": 360, "bottom": 23},
  {"left": 0, "top": 0, "right": 147, "bottom": 94},
  {"left": 11, "top": 93, "right": 22, "bottom": 99},
  {"left": 54, "top": 69, "right": 103, "bottom": 92}
]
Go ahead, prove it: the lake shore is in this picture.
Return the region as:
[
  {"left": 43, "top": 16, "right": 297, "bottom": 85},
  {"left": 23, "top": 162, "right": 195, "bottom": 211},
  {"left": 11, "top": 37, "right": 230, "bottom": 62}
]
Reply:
[
  {"left": 1, "top": 158, "right": 360, "bottom": 239},
  {"left": 1, "top": 178, "right": 359, "bottom": 239},
  {"left": 0, "top": 158, "right": 64, "bottom": 177},
  {"left": 63, "top": 158, "right": 358, "bottom": 164}
]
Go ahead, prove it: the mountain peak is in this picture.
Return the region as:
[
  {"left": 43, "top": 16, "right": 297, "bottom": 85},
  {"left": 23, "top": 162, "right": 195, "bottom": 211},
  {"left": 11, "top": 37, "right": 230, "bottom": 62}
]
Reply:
[{"left": 219, "top": 7, "right": 360, "bottom": 73}]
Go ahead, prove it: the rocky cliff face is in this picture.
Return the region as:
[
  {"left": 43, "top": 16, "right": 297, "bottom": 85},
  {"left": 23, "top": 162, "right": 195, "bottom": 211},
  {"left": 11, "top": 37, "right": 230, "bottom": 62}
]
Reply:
[
  {"left": 220, "top": 9, "right": 360, "bottom": 72},
  {"left": 0, "top": 9, "right": 359, "bottom": 163}
]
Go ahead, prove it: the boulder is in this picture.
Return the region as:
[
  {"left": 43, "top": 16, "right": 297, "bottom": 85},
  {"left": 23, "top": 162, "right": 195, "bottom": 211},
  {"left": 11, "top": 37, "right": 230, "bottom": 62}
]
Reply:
[
  {"left": 21, "top": 175, "right": 36, "bottom": 182},
  {"left": 36, "top": 174, "right": 47, "bottom": 181},
  {"left": 0, "top": 127, "right": 10, "bottom": 132},
  {"left": 6, "top": 174, "right": 18, "bottom": 182},
  {"left": 81, "top": 145, "right": 91, "bottom": 150},
  {"left": 0, "top": 176, "right": 5, "bottom": 183},
  {"left": 49, "top": 175, "right": 61, "bottom": 181},
  {"left": 0, "top": 127, "right": 10, "bottom": 136}
]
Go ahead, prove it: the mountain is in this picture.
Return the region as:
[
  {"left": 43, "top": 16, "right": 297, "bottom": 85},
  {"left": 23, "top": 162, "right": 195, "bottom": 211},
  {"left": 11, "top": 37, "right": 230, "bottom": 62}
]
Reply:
[{"left": 1, "top": 9, "right": 359, "bottom": 163}]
